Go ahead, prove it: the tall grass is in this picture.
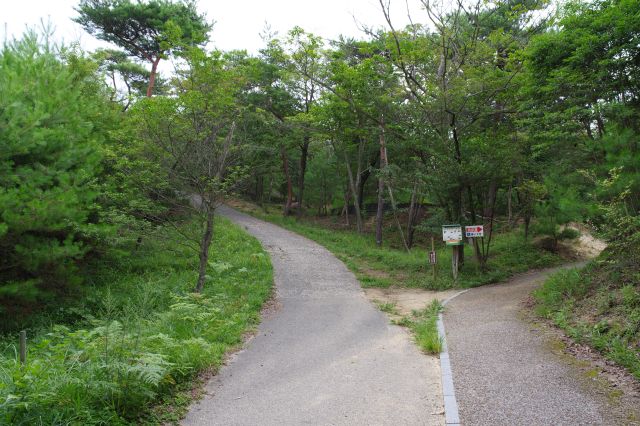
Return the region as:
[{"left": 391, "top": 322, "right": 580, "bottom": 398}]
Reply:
[
  {"left": 412, "top": 300, "right": 444, "bottom": 354},
  {"left": 0, "top": 217, "right": 273, "bottom": 424}
]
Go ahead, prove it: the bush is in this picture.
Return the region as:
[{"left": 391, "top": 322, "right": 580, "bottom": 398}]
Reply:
[
  {"left": 0, "top": 32, "right": 119, "bottom": 302},
  {"left": 558, "top": 227, "right": 580, "bottom": 240}
]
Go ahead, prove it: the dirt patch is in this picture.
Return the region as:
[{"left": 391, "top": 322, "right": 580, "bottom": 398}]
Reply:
[
  {"left": 365, "top": 287, "right": 459, "bottom": 317},
  {"left": 559, "top": 223, "right": 607, "bottom": 260}
]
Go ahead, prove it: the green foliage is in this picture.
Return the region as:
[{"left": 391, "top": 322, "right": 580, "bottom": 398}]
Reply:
[
  {"left": 558, "top": 227, "right": 580, "bottom": 241},
  {"left": 535, "top": 237, "right": 640, "bottom": 379},
  {"left": 131, "top": 48, "right": 249, "bottom": 206},
  {"left": 375, "top": 301, "right": 399, "bottom": 315},
  {"left": 398, "top": 300, "right": 443, "bottom": 355},
  {"left": 0, "top": 33, "right": 118, "bottom": 301},
  {"left": 0, "top": 217, "right": 273, "bottom": 424},
  {"left": 245, "top": 204, "right": 561, "bottom": 291},
  {"left": 74, "top": 0, "right": 210, "bottom": 61},
  {"left": 533, "top": 268, "right": 588, "bottom": 317}
]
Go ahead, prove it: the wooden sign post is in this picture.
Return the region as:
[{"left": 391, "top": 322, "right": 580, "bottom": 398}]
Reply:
[{"left": 429, "top": 236, "right": 437, "bottom": 281}]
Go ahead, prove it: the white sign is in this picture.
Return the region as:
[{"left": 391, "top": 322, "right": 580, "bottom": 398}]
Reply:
[
  {"left": 465, "top": 225, "right": 484, "bottom": 238},
  {"left": 442, "top": 225, "right": 462, "bottom": 246}
]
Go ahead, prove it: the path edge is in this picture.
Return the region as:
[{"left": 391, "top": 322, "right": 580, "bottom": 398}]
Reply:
[{"left": 437, "top": 289, "right": 469, "bottom": 425}]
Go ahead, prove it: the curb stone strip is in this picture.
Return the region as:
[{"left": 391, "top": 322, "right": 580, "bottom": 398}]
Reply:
[{"left": 438, "top": 289, "right": 469, "bottom": 425}]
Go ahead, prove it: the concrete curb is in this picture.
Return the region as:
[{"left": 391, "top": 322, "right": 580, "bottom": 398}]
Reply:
[{"left": 437, "top": 290, "right": 469, "bottom": 425}]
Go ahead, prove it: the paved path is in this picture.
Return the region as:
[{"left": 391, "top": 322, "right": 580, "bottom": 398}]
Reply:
[
  {"left": 184, "top": 206, "right": 444, "bottom": 426},
  {"left": 444, "top": 266, "right": 627, "bottom": 425}
]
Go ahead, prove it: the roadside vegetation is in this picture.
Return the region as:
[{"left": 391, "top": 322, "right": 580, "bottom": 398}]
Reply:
[
  {"left": 393, "top": 301, "right": 444, "bottom": 355},
  {"left": 534, "top": 220, "right": 640, "bottom": 380},
  {"left": 234, "top": 201, "right": 562, "bottom": 291},
  {"left": 0, "top": 217, "right": 272, "bottom": 424}
]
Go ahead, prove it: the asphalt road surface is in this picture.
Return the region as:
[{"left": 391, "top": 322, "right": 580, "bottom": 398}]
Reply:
[
  {"left": 444, "top": 266, "right": 636, "bottom": 425},
  {"left": 183, "top": 206, "right": 444, "bottom": 426}
]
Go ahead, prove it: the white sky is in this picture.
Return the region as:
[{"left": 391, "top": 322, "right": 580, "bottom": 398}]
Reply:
[{"left": 1, "top": 0, "right": 420, "bottom": 53}]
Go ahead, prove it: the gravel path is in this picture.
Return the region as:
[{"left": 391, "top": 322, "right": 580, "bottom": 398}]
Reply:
[
  {"left": 444, "top": 266, "right": 624, "bottom": 425},
  {"left": 183, "top": 206, "right": 444, "bottom": 426}
]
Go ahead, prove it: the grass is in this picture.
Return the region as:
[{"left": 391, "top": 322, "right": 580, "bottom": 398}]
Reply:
[
  {"left": 235, "top": 201, "right": 561, "bottom": 291},
  {"left": 533, "top": 255, "right": 640, "bottom": 380},
  {"left": 0, "top": 216, "right": 273, "bottom": 425},
  {"left": 393, "top": 300, "right": 443, "bottom": 354},
  {"left": 374, "top": 301, "right": 400, "bottom": 315}
]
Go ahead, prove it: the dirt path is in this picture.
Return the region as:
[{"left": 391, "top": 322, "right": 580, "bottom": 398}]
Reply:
[
  {"left": 444, "top": 265, "right": 638, "bottom": 425},
  {"left": 183, "top": 206, "right": 444, "bottom": 425}
]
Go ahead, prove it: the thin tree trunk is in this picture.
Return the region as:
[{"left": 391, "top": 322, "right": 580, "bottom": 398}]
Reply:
[
  {"left": 281, "top": 146, "right": 294, "bottom": 215},
  {"left": 195, "top": 209, "right": 215, "bottom": 293},
  {"left": 507, "top": 183, "right": 513, "bottom": 228},
  {"left": 375, "top": 177, "right": 385, "bottom": 246},
  {"left": 296, "top": 136, "right": 310, "bottom": 219},
  {"left": 479, "top": 181, "right": 499, "bottom": 269},
  {"left": 375, "top": 117, "right": 387, "bottom": 246},
  {"left": 146, "top": 56, "right": 161, "bottom": 97},
  {"left": 387, "top": 185, "right": 409, "bottom": 251},
  {"left": 343, "top": 185, "right": 351, "bottom": 226},
  {"left": 343, "top": 150, "right": 363, "bottom": 232},
  {"left": 406, "top": 182, "right": 419, "bottom": 249},
  {"left": 468, "top": 188, "right": 483, "bottom": 264}
]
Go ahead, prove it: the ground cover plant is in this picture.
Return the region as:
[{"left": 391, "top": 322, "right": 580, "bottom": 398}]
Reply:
[
  {"left": 233, "top": 201, "right": 561, "bottom": 291},
  {"left": 0, "top": 217, "right": 273, "bottom": 425},
  {"left": 534, "top": 222, "right": 640, "bottom": 380},
  {"left": 394, "top": 300, "right": 444, "bottom": 355}
]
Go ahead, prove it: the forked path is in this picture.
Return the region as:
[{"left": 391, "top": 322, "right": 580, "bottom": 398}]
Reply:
[
  {"left": 444, "top": 266, "right": 637, "bottom": 425},
  {"left": 183, "top": 206, "right": 444, "bottom": 426}
]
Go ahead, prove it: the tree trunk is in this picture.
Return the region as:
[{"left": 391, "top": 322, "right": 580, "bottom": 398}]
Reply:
[
  {"left": 375, "top": 117, "right": 387, "bottom": 246},
  {"left": 195, "top": 208, "right": 215, "bottom": 293},
  {"left": 479, "top": 181, "right": 499, "bottom": 270},
  {"left": 296, "top": 136, "right": 310, "bottom": 219},
  {"left": 357, "top": 155, "right": 377, "bottom": 211},
  {"left": 507, "top": 183, "right": 513, "bottom": 228},
  {"left": 281, "top": 145, "right": 294, "bottom": 215},
  {"left": 146, "top": 56, "right": 161, "bottom": 97},
  {"left": 375, "top": 177, "right": 384, "bottom": 246},
  {"left": 343, "top": 185, "right": 351, "bottom": 226},
  {"left": 387, "top": 186, "right": 409, "bottom": 251},
  {"left": 344, "top": 154, "right": 363, "bottom": 233},
  {"left": 406, "top": 183, "right": 419, "bottom": 249}
]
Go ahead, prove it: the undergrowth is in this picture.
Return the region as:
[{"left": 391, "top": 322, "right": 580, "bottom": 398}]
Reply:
[
  {"left": 534, "top": 247, "right": 640, "bottom": 380},
  {"left": 237, "top": 202, "right": 561, "bottom": 290},
  {"left": 0, "top": 217, "right": 273, "bottom": 425}
]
